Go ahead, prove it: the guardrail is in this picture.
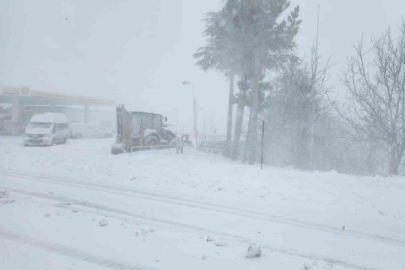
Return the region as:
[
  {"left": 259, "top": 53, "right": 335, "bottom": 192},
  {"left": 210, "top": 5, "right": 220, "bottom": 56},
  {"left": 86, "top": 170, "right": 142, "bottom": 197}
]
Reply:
[
  {"left": 199, "top": 140, "right": 226, "bottom": 154},
  {"left": 129, "top": 143, "right": 193, "bottom": 156},
  {"left": 130, "top": 144, "right": 173, "bottom": 155},
  {"left": 127, "top": 141, "right": 224, "bottom": 156}
]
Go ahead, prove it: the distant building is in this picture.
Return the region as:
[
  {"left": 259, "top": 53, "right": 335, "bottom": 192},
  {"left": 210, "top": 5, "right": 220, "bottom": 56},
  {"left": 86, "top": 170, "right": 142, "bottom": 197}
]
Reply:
[{"left": 0, "top": 86, "right": 115, "bottom": 135}]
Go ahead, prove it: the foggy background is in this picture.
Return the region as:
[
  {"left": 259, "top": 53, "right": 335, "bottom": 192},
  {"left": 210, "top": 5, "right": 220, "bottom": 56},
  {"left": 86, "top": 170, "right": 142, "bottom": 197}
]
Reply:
[{"left": 1, "top": 0, "right": 404, "bottom": 135}]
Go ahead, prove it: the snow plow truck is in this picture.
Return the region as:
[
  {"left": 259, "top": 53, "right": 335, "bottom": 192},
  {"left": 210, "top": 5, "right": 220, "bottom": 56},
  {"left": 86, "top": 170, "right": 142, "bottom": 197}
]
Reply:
[{"left": 111, "top": 104, "right": 176, "bottom": 155}]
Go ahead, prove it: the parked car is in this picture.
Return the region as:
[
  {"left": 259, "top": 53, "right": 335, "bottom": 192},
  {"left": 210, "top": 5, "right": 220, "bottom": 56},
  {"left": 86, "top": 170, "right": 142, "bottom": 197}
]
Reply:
[
  {"left": 69, "top": 123, "right": 113, "bottom": 139},
  {"left": 24, "top": 113, "right": 69, "bottom": 146}
]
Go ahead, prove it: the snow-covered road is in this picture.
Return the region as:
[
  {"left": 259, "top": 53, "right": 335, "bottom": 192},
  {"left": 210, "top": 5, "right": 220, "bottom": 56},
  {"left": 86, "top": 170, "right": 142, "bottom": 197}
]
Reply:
[{"left": 1, "top": 137, "right": 404, "bottom": 269}]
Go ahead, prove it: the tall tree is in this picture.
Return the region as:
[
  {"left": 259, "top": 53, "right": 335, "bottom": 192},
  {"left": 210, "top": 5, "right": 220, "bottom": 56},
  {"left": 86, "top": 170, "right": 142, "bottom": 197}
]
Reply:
[
  {"left": 195, "top": 0, "right": 300, "bottom": 162},
  {"left": 220, "top": 0, "right": 301, "bottom": 164},
  {"left": 194, "top": 0, "right": 245, "bottom": 157},
  {"left": 232, "top": 75, "right": 250, "bottom": 160},
  {"left": 232, "top": 71, "right": 270, "bottom": 160}
]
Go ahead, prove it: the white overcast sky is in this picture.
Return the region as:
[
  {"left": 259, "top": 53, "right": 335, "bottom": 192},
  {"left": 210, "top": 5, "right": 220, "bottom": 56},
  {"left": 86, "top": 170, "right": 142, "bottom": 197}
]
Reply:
[{"left": 1, "top": 0, "right": 404, "bottom": 134}]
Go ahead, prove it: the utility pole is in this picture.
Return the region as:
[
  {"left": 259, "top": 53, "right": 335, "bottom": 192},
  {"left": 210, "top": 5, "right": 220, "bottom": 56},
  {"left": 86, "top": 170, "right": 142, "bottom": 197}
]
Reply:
[
  {"left": 309, "top": 5, "right": 320, "bottom": 170},
  {"left": 199, "top": 107, "right": 206, "bottom": 141},
  {"left": 261, "top": 120, "right": 265, "bottom": 170}
]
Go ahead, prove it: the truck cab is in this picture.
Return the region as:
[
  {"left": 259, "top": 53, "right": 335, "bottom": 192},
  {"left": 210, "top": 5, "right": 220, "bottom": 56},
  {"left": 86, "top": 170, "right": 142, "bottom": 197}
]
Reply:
[{"left": 112, "top": 105, "right": 176, "bottom": 154}]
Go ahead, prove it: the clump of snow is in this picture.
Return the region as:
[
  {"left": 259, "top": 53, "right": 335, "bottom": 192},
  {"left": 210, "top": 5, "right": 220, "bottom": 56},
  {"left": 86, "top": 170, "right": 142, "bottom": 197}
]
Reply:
[
  {"left": 206, "top": 236, "right": 214, "bottom": 242},
  {"left": 201, "top": 255, "right": 207, "bottom": 260},
  {"left": 112, "top": 143, "right": 124, "bottom": 152},
  {"left": 0, "top": 190, "right": 14, "bottom": 205},
  {"left": 45, "top": 213, "right": 51, "bottom": 217},
  {"left": 99, "top": 218, "right": 109, "bottom": 227},
  {"left": 246, "top": 243, "right": 262, "bottom": 258},
  {"left": 214, "top": 237, "right": 227, "bottom": 247},
  {"left": 0, "top": 190, "right": 10, "bottom": 199}
]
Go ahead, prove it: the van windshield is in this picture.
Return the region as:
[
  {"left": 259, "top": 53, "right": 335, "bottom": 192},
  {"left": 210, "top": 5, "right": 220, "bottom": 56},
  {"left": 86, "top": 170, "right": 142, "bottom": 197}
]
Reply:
[{"left": 28, "top": 123, "right": 52, "bottom": 129}]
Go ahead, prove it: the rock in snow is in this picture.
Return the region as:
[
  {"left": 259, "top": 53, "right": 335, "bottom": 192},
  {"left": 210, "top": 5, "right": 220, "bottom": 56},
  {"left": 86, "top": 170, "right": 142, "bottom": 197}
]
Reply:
[
  {"left": 99, "top": 218, "right": 109, "bottom": 227},
  {"left": 246, "top": 243, "right": 262, "bottom": 258}
]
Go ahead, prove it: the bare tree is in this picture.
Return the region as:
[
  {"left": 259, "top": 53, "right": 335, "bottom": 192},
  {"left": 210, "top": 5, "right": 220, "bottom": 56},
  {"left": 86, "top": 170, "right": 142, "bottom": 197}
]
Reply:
[{"left": 338, "top": 22, "right": 405, "bottom": 175}]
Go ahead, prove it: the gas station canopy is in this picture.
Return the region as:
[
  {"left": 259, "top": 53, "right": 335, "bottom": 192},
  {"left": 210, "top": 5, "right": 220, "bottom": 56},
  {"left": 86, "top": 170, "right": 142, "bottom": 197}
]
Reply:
[{"left": 0, "top": 86, "right": 115, "bottom": 106}]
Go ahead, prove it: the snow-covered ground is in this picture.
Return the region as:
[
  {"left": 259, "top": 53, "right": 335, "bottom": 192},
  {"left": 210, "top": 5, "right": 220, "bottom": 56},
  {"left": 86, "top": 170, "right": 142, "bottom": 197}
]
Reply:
[{"left": 0, "top": 136, "right": 404, "bottom": 269}]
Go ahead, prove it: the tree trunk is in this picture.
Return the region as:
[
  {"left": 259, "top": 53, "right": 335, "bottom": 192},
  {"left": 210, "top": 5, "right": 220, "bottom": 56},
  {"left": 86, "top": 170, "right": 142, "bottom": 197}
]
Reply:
[
  {"left": 249, "top": 54, "right": 260, "bottom": 165},
  {"left": 243, "top": 107, "right": 253, "bottom": 163},
  {"left": 389, "top": 159, "right": 400, "bottom": 175},
  {"left": 231, "top": 92, "right": 245, "bottom": 160},
  {"left": 388, "top": 144, "right": 405, "bottom": 175},
  {"left": 224, "top": 73, "right": 235, "bottom": 157}
]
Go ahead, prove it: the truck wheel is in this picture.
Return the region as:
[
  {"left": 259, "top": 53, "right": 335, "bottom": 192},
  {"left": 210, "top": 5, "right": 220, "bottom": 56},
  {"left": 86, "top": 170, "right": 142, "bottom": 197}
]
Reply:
[
  {"left": 62, "top": 136, "right": 68, "bottom": 144},
  {"left": 145, "top": 136, "right": 159, "bottom": 150}
]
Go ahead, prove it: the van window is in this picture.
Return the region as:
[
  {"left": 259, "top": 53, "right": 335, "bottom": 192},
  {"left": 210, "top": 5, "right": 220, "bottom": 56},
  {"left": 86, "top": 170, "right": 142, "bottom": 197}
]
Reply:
[
  {"left": 55, "top": 123, "right": 67, "bottom": 131},
  {"left": 28, "top": 123, "right": 52, "bottom": 129}
]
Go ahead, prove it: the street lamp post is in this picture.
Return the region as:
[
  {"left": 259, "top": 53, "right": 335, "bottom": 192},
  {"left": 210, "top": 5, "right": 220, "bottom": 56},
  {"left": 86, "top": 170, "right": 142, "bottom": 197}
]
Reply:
[
  {"left": 182, "top": 81, "right": 198, "bottom": 147},
  {"left": 199, "top": 107, "right": 206, "bottom": 147},
  {"left": 199, "top": 107, "right": 206, "bottom": 139}
]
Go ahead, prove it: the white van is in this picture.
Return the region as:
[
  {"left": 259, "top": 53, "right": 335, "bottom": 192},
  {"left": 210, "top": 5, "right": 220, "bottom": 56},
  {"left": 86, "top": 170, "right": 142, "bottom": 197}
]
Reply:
[
  {"left": 69, "top": 123, "right": 113, "bottom": 139},
  {"left": 24, "top": 113, "right": 69, "bottom": 146}
]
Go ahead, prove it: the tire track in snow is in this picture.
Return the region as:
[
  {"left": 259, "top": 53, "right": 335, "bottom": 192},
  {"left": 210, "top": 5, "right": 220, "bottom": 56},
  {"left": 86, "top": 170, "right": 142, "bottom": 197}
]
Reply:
[
  {"left": 1, "top": 169, "right": 403, "bottom": 248},
  {"left": 0, "top": 229, "right": 154, "bottom": 270},
  {"left": 3, "top": 187, "right": 379, "bottom": 270}
]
